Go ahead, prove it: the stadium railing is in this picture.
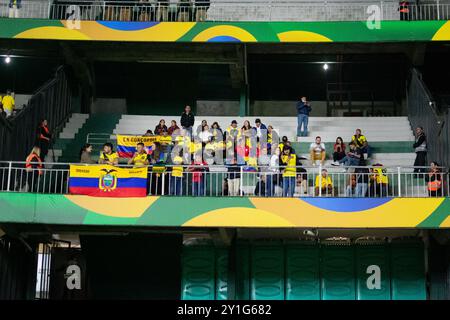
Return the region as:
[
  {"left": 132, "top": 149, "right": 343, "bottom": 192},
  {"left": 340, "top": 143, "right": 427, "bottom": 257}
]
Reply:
[
  {"left": 0, "top": 161, "right": 447, "bottom": 198},
  {"left": 1, "top": 1, "right": 450, "bottom": 22}
]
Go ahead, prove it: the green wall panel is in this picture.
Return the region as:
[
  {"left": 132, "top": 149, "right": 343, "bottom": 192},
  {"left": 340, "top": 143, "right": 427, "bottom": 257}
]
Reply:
[
  {"left": 285, "top": 242, "right": 321, "bottom": 300},
  {"left": 181, "top": 245, "right": 215, "bottom": 300},
  {"left": 391, "top": 241, "right": 427, "bottom": 300},
  {"left": 215, "top": 247, "right": 228, "bottom": 300},
  {"left": 321, "top": 244, "right": 356, "bottom": 300},
  {"left": 356, "top": 244, "right": 391, "bottom": 300},
  {"left": 250, "top": 242, "right": 285, "bottom": 300},
  {"left": 236, "top": 241, "right": 251, "bottom": 300}
]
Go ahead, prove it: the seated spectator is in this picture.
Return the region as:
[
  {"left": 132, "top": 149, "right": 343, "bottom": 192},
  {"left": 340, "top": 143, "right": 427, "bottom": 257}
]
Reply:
[
  {"left": 225, "top": 120, "right": 240, "bottom": 140},
  {"left": 309, "top": 136, "right": 326, "bottom": 166},
  {"left": 196, "top": 120, "right": 208, "bottom": 136},
  {"left": 98, "top": 142, "right": 119, "bottom": 166},
  {"left": 345, "top": 174, "right": 357, "bottom": 197},
  {"left": 369, "top": 164, "right": 389, "bottom": 197},
  {"left": 25, "top": 146, "right": 42, "bottom": 192},
  {"left": 199, "top": 124, "right": 212, "bottom": 143},
  {"left": 189, "top": 154, "right": 208, "bottom": 196},
  {"left": 254, "top": 118, "right": 267, "bottom": 141},
  {"left": 425, "top": 161, "right": 443, "bottom": 197},
  {"left": 332, "top": 137, "right": 346, "bottom": 165},
  {"left": 295, "top": 171, "right": 308, "bottom": 196},
  {"left": 280, "top": 146, "right": 297, "bottom": 197},
  {"left": 211, "top": 122, "right": 223, "bottom": 140},
  {"left": 170, "top": 155, "right": 184, "bottom": 196},
  {"left": 154, "top": 119, "right": 168, "bottom": 135},
  {"left": 227, "top": 157, "right": 241, "bottom": 196},
  {"left": 143, "top": 129, "right": 153, "bottom": 136},
  {"left": 128, "top": 142, "right": 150, "bottom": 168},
  {"left": 1, "top": 89, "right": 14, "bottom": 117},
  {"left": 332, "top": 142, "right": 362, "bottom": 167},
  {"left": 315, "top": 169, "right": 333, "bottom": 196},
  {"left": 168, "top": 120, "right": 180, "bottom": 135},
  {"left": 352, "top": 128, "right": 370, "bottom": 158},
  {"left": 354, "top": 158, "right": 370, "bottom": 197},
  {"left": 79, "top": 144, "right": 95, "bottom": 164}
]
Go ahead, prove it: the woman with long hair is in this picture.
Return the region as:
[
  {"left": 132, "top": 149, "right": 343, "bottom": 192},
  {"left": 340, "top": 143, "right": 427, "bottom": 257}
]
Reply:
[
  {"left": 425, "top": 161, "right": 443, "bottom": 197},
  {"left": 25, "top": 146, "right": 43, "bottom": 192},
  {"left": 37, "top": 119, "right": 51, "bottom": 162},
  {"left": 332, "top": 136, "right": 346, "bottom": 165},
  {"left": 80, "top": 143, "right": 95, "bottom": 164}
]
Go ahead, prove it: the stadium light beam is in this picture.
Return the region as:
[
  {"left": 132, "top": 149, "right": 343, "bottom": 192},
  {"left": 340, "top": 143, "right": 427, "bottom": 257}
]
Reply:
[
  {"left": 323, "top": 63, "right": 329, "bottom": 71},
  {"left": 4, "top": 55, "right": 11, "bottom": 64}
]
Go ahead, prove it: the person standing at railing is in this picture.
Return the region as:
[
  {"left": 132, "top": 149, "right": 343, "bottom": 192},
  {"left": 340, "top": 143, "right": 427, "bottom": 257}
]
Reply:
[
  {"left": 8, "top": 0, "right": 21, "bottom": 18},
  {"left": 281, "top": 146, "right": 297, "bottom": 197},
  {"left": 369, "top": 164, "right": 389, "bottom": 197},
  {"left": 413, "top": 126, "right": 427, "bottom": 174},
  {"left": 98, "top": 143, "right": 119, "bottom": 166},
  {"left": 1, "top": 90, "right": 15, "bottom": 118},
  {"left": 398, "top": 1, "right": 410, "bottom": 21},
  {"left": 315, "top": 169, "right": 333, "bottom": 197},
  {"left": 194, "top": 0, "right": 209, "bottom": 22},
  {"left": 296, "top": 96, "right": 311, "bottom": 137},
  {"left": 354, "top": 158, "right": 370, "bottom": 197},
  {"left": 128, "top": 142, "right": 150, "bottom": 168},
  {"left": 80, "top": 144, "right": 95, "bottom": 164},
  {"left": 25, "top": 146, "right": 43, "bottom": 193},
  {"left": 226, "top": 157, "right": 241, "bottom": 196},
  {"left": 425, "top": 161, "right": 443, "bottom": 197},
  {"left": 178, "top": 0, "right": 191, "bottom": 22},
  {"left": 170, "top": 155, "right": 184, "bottom": 196},
  {"left": 180, "top": 105, "right": 195, "bottom": 139},
  {"left": 156, "top": 0, "right": 169, "bottom": 22},
  {"left": 266, "top": 147, "right": 280, "bottom": 197},
  {"left": 37, "top": 119, "right": 51, "bottom": 162},
  {"left": 189, "top": 154, "right": 207, "bottom": 196}
]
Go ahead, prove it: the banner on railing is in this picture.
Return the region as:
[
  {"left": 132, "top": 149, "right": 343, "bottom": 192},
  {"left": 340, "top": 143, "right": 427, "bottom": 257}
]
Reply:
[
  {"left": 69, "top": 165, "right": 148, "bottom": 197},
  {"left": 116, "top": 134, "right": 160, "bottom": 158}
]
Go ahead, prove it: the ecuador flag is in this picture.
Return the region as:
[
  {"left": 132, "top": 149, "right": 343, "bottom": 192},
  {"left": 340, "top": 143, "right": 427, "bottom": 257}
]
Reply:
[
  {"left": 116, "top": 134, "right": 160, "bottom": 158},
  {"left": 69, "top": 165, "right": 148, "bottom": 197}
]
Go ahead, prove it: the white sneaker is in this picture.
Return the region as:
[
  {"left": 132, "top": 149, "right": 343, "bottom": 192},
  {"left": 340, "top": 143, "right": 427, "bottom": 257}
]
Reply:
[{"left": 331, "top": 161, "right": 339, "bottom": 166}]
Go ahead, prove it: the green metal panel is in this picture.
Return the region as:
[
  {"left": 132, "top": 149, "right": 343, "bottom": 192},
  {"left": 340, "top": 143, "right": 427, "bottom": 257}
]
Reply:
[
  {"left": 215, "top": 247, "right": 228, "bottom": 300},
  {"left": 285, "top": 242, "right": 320, "bottom": 300},
  {"left": 181, "top": 244, "right": 215, "bottom": 300},
  {"left": 321, "top": 244, "right": 356, "bottom": 300},
  {"left": 391, "top": 241, "right": 426, "bottom": 300},
  {"left": 235, "top": 241, "right": 251, "bottom": 300},
  {"left": 355, "top": 244, "right": 391, "bottom": 300},
  {"left": 250, "top": 241, "right": 285, "bottom": 300}
]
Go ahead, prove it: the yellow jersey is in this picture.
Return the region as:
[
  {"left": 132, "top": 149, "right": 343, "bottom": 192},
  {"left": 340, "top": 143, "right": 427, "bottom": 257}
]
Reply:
[
  {"left": 99, "top": 151, "right": 119, "bottom": 163},
  {"left": 281, "top": 154, "right": 297, "bottom": 178},
  {"left": 1, "top": 95, "right": 14, "bottom": 111},
  {"left": 131, "top": 152, "right": 149, "bottom": 167},
  {"left": 315, "top": 175, "right": 333, "bottom": 188},
  {"left": 352, "top": 134, "right": 367, "bottom": 147},
  {"left": 159, "top": 135, "right": 172, "bottom": 145},
  {"left": 373, "top": 168, "right": 389, "bottom": 184}
]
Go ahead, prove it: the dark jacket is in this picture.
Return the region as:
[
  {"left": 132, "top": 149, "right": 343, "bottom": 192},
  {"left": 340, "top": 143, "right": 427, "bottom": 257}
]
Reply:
[
  {"left": 296, "top": 101, "right": 312, "bottom": 115},
  {"left": 355, "top": 167, "right": 370, "bottom": 184},
  {"left": 227, "top": 164, "right": 241, "bottom": 179},
  {"left": 413, "top": 133, "right": 427, "bottom": 153},
  {"left": 180, "top": 112, "right": 195, "bottom": 128}
]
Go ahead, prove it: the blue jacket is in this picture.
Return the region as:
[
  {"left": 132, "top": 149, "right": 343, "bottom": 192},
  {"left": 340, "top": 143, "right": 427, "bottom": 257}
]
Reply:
[{"left": 296, "top": 101, "right": 312, "bottom": 115}]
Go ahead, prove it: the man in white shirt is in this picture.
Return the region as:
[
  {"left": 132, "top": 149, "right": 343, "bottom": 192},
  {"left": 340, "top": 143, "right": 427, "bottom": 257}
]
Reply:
[{"left": 309, "top": 136, "right": 326, "bottom": 166}]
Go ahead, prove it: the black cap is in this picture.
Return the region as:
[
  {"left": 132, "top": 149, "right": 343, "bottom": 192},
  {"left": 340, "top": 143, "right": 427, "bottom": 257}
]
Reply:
[{"left": 231, "top": 120, "right": 237, "bottom": 124}]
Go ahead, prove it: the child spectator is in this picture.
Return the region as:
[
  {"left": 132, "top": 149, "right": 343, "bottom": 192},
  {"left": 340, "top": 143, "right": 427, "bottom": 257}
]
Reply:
[
  {"left": 98, "top": 142, "right": 119, "bottom": 166},
  {"left": 309, "top": 136, "right": 326, "bottom": 166},
  {"left": 189, "top": 154, "right": 208, "bottom": 196},
  {"left": 170, "top": 155, "right": 184, "bottom": 196},
  {"left": 79, "top": 144, "right": 95, "bottom": 164},
  {"left": 280, "top": 146, "right": 297, "bottom": 197},
  {"left": 128, "top": 142, "right": 150, "bottom": 168},
  {"left": 168, "top": 120, "right": 180, "bottom": 135},
  {"left": 154, "top": 119, "right": 168, "bottom": 135},
  {"left": 425, "top": 161, "right": 443, "bottom": 197},
  {"left": 413, "top": 126, "right": 427, "bottom": 173},
  {"left": 315, "top": 169, "right": 333, "bottom": 196},
  {"left": 295, "top": 172, "right": 308, "bottom": 196},
  {"left": 1, "top": 90, "right": 14, "bottom": 117},
  {"left": 345, "top": 174, "right": 357, "bottom": 197},
  {"left": 332, "top": 136, "right": 346, "bottom": 165},
  {"left": 352, "top": 129, "right": 370, "bottom": 159},
  {"left": 227, "top": 157, "right": 241, "bottom": 196}
]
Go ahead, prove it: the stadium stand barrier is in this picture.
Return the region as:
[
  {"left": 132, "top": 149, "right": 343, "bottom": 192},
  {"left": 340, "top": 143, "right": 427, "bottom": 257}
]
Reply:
[
  {"left": 1, "top": 0, "right": 450, "bottom": 22},
  {"left": 0, "top": 161, "right": 447, "bottom": 198},
  {"left": 0, "top": 66, "right": 73, "bottom": 162}
]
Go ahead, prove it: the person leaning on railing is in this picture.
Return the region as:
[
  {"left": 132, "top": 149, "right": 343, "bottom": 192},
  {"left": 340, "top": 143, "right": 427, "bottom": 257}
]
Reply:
[
  {"left": 315, "top": 168, "right": 333, "bottom": 196},
  {"left": 8, "top": 0, "right": 21, "bottom": 18},
  {"left": 280, "top": 146, "right": 297, "bottom": 197},
  {"left": 80, "top": 144, "right": 95, "bottom": 164},
  {"left": 369, "top": 164, "right": 389, "bottom": 197},
  {"left": 98, "top": 142, "right": 119, "bottom": 166},
  {"left": 128, "top": 142, "right": 150, "bottom": 168},
  {"left": 425, "top": 161, "right": 443, "bottom": 197},
  {"left": 25, "top": 146, "right": 43, "bottom": 192}
]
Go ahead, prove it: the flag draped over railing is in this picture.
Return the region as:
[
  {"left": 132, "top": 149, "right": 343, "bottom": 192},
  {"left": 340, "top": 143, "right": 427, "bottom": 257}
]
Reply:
[
  {"left": 69, "top": 165, "right": 148, "bottom": 197},
  {"left": 116, "top": 134, "right": 160, "bottom": 158}
]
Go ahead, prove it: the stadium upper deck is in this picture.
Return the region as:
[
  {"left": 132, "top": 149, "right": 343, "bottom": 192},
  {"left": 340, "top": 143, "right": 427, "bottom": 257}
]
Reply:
[{"left": 1, "top": 0, "right": 450, "bottom": 22}]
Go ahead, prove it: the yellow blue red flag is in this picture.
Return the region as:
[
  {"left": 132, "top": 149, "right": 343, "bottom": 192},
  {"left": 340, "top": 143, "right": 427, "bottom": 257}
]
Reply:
[
  {"left": 116, "top": 134, "right": 161, "bottom": 158},
  {"left": 69, "top": 165, "right": 148, "bottom": 197}
]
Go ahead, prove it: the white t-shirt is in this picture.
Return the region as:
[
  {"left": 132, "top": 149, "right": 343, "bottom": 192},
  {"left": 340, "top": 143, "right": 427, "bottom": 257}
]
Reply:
[
  {"left": 310, "top": 142, "right": 326, "bottom": 155},
  {"left": 269, "top": 154, "right": 279, "bottom": 173}
]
